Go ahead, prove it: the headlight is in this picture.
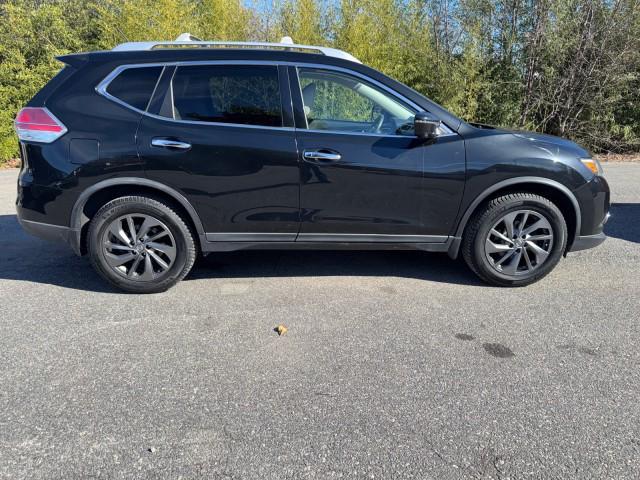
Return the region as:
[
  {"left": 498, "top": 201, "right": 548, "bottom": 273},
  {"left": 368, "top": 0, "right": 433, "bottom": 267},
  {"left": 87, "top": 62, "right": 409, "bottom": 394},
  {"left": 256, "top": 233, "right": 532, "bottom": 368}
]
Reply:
[{"left": 580, "top": 157, "right": 604, "bottom": 176}]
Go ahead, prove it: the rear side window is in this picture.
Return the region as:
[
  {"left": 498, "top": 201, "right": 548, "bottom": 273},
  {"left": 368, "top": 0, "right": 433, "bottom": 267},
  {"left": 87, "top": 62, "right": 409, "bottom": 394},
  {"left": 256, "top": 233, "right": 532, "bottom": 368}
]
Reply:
[
  {"left": 106, "top": 66, "right": 162, "bottom": 111},
  {"left": 168, "top": 65, "right": 282, "bottom": 127}
]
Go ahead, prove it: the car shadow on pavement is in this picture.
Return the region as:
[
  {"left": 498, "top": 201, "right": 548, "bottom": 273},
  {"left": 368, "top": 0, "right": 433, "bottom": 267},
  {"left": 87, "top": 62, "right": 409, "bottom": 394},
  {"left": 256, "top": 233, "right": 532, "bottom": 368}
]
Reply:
[
  {"left": 0, "top": 214, "right": 118, "bottom": 293},
  {"left": 189, "top": 249, "right": 484, "bottom": 286},
  {"left": 4, "top": 204, "right": 637, "bottom": 292},
  {"left": 1, "top": 214, "right": 484, "bottom": 291},
  {"left": 605, "top": 203, "right": 640, "bottom": 244}
]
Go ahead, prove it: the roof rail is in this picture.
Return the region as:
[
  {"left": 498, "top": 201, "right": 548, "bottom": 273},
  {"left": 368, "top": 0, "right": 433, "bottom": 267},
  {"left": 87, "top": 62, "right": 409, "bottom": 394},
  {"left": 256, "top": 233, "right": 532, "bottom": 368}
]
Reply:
[{"left": 112, "top": 34, "right": 361, "bottom": 63}]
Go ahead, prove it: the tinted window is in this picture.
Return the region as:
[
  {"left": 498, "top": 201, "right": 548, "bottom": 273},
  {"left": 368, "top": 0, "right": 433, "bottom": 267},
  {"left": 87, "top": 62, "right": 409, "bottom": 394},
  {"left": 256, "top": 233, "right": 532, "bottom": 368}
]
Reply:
[
  {"left": 298, "top": 68, "right": 415, "bottom": 135},
  {"left": 170, "top": 65, "right": 282, "bottom": 127},
  {"left": 106, "top": 66, "right": 162, "bottom": 111}
]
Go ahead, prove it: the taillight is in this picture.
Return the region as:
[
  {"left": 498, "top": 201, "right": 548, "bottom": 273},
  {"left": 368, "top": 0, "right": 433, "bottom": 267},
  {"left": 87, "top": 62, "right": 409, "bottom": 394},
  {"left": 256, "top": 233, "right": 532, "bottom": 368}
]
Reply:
[{"left": 14, "top": 107, "right": 67, "bottom": 143}]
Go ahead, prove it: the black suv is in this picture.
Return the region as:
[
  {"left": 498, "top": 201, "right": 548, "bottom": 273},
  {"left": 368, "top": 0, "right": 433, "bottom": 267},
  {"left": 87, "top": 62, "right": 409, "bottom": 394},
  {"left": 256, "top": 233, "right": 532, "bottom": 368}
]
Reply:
[{"left": 15, "top": 36, "right": 610, "bottom": 293}]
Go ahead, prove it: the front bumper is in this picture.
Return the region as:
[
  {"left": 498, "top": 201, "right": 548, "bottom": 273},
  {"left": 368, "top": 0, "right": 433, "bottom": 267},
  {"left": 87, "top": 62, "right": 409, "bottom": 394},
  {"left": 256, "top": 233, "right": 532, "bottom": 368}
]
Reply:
[
  {"left": 568, "top": 175, "right": 610, "bottom": 252},
  {"left": 568, "top": 210, "right": 610, "bottom": 252},
  {"left": 569, "top": 232, "right": 607, "bottom": 252}
]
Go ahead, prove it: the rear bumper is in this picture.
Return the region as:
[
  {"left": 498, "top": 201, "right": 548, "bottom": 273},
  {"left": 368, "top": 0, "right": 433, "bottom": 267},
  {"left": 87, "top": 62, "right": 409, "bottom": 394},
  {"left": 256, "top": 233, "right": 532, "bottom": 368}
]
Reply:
[
  {"left": 17, "top": 215, "right": 82, "bottom": 256},
  {"left": 18, "top": 212, "right": 82, "bottom": 256},
  {"left": 18, "top": 217, "right": 72, "bottom": 243},
  {"left": 16, "top": 171, "right": 83, "bottom": 255}
]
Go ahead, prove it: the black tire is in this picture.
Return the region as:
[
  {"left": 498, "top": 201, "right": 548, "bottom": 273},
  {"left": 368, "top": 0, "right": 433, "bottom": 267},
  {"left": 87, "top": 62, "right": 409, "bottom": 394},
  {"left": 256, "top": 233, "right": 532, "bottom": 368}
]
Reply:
[
  {"left": 462, "top": 193, "right": 567, "bottom": 287},
  {"left": 87, "top": 196, "right": 196, "bottom": 293}
]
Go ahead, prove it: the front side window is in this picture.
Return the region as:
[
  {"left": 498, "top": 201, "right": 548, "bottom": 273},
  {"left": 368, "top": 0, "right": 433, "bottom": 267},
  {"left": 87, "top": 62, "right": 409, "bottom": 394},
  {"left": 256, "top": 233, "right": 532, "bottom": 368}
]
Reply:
[
  {"left": 106, "top": 66, "right": 163, "bottom": 111},
  {"left": 298, "top": 68, "right": 415, "bottom": 135},
  {"left": 169, "top": 65, "right": 282, "bottom": 127}
]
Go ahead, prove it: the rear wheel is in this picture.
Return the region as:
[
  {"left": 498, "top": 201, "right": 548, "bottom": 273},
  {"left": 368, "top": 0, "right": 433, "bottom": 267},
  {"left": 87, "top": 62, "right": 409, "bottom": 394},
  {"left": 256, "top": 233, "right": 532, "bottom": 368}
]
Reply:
[
  {"left": 462, "top": 193, "right": 567, "bottom": 287},
  {"left": 87, "top": 196, "right": 196, "bottom": 293}
]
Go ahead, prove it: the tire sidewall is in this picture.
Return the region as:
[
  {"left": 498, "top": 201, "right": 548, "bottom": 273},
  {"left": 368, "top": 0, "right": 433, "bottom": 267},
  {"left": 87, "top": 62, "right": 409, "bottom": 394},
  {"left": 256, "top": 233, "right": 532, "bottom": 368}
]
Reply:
[
  {"left": 88, "top": 199, "right": 191, "bottom": 292},
  {"left": 472, "top": 198, "right": 567, "bottom": 285}
]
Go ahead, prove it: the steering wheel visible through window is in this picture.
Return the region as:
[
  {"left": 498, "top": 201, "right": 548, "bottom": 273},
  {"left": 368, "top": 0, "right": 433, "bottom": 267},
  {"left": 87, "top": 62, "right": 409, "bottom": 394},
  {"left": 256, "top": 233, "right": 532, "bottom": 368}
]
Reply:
[{"left": 298, "top": 68, "right": 415, "bottom": 135}]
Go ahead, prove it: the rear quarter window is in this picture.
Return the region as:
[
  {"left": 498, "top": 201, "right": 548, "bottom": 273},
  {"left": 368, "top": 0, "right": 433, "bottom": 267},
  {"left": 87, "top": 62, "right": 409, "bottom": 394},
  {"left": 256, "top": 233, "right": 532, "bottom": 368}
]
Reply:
[{"left": 105, "top": 66, "right": 163, "bottom": 111}]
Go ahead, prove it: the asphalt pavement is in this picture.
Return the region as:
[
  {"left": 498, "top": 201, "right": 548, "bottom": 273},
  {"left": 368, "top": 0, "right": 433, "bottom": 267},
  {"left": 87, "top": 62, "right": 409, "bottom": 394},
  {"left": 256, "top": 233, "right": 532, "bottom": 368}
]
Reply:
[{"left": 0, "top": 163, "right": 639, "bottom": 479}]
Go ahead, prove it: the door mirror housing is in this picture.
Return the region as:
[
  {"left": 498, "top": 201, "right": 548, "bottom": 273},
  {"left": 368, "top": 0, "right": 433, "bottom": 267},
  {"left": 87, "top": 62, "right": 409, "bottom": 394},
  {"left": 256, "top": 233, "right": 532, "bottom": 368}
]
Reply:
[{"left": 414, "top": 112, "right": 441, "bottom": 139}]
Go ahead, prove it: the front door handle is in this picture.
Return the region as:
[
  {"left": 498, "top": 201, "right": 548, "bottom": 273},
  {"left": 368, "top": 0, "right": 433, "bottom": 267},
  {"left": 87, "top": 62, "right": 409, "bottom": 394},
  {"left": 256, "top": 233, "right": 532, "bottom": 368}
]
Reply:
[
  {"left": 151, "top": 138, "right": 192, "bottom": 150},
  {"left": 303, "top": 149, "right": 342, "bottom": 163}
]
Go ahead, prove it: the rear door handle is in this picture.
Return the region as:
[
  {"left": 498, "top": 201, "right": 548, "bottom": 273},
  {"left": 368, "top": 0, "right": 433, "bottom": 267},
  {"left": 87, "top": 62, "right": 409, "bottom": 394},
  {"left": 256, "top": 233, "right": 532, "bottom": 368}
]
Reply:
[
  {"left": 151, "top": 138, "right": 192, "bottom": 150},
  {"left": 303, "top": 149, "right": 342, "bottom": 163}
]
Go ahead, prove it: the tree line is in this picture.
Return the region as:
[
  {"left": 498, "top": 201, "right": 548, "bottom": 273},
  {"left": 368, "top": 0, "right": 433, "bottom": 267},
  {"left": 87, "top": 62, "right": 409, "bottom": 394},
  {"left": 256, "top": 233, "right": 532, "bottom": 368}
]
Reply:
[{"left": 1, "top": 0, "right": 639, "bottom": 164}]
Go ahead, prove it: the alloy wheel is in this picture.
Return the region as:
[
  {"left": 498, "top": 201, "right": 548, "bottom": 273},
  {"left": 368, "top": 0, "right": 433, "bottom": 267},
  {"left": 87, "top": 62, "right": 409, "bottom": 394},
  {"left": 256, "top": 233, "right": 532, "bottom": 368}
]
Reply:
[
  {"left": 102, "top": 214, "right": 176, "bottom": 281},
  {"left": 484, "top": 209, "right": 554, "bottom": 276}
]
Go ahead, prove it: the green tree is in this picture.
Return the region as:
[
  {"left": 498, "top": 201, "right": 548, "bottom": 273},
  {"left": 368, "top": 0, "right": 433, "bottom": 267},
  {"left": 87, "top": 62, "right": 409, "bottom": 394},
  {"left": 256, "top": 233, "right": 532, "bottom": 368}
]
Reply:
[
  {"left": 1, "top": 0, "right": 640, "bottom": 165},
  {"left": 93, "top": 0, "right": 200, "bottom": 48},
  {"left": 334, "top": 0, "right": 408, "bottom": 79},
  {"left": 279, "top": 0, "right": 325, "bottom": 45},
  {"left": 0, "top": 0, "right": 92, "bottom": 161},
  {"left": 195, "top": 0, "right": 254, "bottom": 41},
  {"left": 527, "top": 0, "right": 640, "bottom": 151}
]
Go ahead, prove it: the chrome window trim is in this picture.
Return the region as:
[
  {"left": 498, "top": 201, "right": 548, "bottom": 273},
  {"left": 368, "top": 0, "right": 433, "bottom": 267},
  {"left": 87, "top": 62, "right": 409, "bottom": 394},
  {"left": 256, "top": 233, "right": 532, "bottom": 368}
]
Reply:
[
  {"left": 95, "top": 63, "right": 168, "bottom": 116},
  {"left": 295, "top": 65, "right": 414, "bottom": 131},
  {"left": 142, "top": 110, "right": 296, "bottom": 132},
  {"left": 95, "top": 60, "right": 458, "bottom": 137},
  {"left": 168, "top": 62, "right": 286, "bottom": 128},
  {"left": 300, "top": 128, "right": 419, "bottom": 139},
  {"left": 293, "top": 65, "right": 456, "bottom": 137}
]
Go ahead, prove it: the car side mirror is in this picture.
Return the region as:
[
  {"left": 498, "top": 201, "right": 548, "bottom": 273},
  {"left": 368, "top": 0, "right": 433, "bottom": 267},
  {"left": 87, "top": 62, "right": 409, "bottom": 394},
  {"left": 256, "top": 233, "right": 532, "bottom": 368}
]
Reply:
[{"left": 414, "top": 112, "right": 441, "bottom": 139}]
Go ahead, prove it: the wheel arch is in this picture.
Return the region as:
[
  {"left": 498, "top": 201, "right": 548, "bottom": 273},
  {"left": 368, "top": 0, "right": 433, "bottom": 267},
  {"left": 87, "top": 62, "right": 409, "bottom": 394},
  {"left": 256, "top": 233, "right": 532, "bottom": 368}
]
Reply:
[
  {"left": 448, "top": 177, "right": 581, "bottom": 259},
  {"left": 69, "top": 177, "right": 206, "bottom": 255}
]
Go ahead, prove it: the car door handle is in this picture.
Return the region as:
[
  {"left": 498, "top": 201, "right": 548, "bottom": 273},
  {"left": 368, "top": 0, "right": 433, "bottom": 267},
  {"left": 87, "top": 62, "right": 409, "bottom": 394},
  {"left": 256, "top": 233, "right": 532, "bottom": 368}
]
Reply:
[
  {"left": 303, "top": 149, "right": 342, "bottom": 163},
  {"left": 151, "top": 138, "right": 192, "bottom": 150}
]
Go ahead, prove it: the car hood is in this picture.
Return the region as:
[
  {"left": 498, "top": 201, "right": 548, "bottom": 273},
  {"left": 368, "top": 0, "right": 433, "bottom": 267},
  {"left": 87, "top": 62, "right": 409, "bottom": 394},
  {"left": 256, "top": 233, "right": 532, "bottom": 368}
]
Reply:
[
  {"left": 510, "top": 130, "right": 589, "bottom": 156},
  {"left": 468, "top": 123, "right": 590, "bottom": 158}
]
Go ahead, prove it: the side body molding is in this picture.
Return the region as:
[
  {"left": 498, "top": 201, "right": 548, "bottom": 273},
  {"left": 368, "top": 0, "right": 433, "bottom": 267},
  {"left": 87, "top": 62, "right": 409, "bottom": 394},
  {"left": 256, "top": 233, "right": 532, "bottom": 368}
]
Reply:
[
  {"left": 69, "top": 177, "right": 206, "bottom": 255},
  {"left": 447, "top": 176, "right": 582, "bottom": 259}
]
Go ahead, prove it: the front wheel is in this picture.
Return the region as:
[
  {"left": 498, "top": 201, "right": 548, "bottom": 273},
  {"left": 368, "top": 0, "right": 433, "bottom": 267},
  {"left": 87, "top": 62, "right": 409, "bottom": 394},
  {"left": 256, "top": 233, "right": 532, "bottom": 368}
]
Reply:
[
  {"left": 462, "top": 193, "right": 567, "bottom": 287},
  {"left": 87, "top": 196, "right": 196, "bottom": 293}
]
